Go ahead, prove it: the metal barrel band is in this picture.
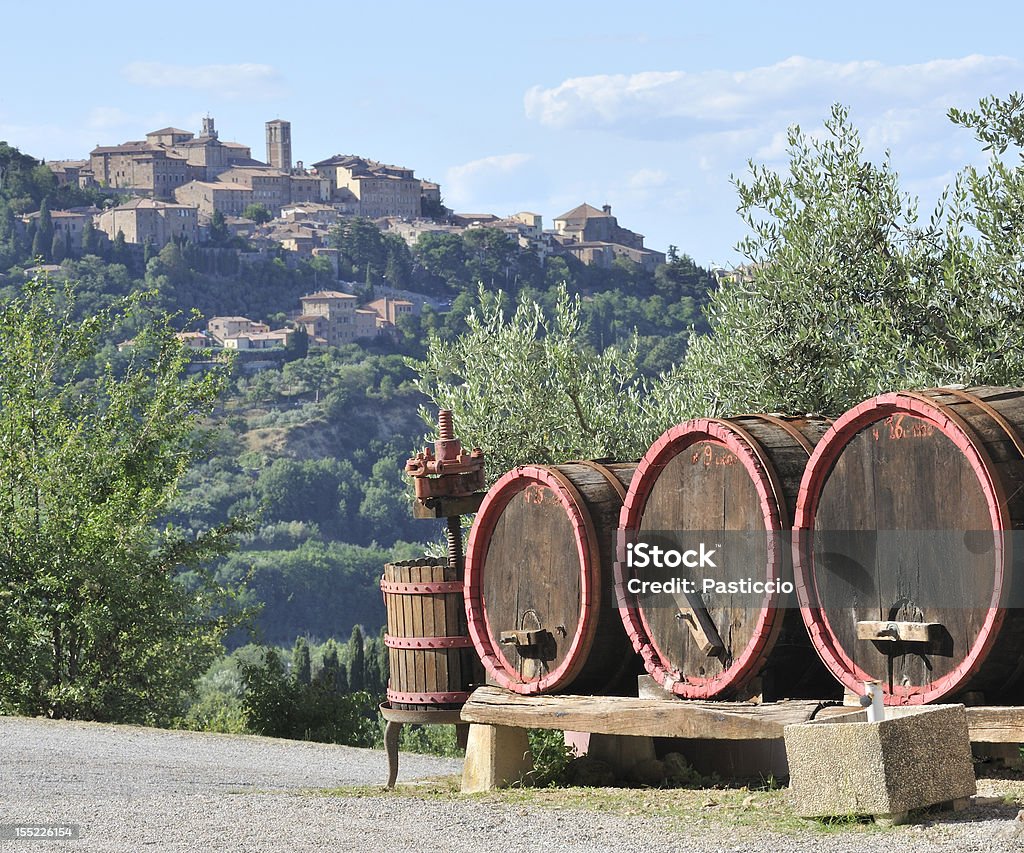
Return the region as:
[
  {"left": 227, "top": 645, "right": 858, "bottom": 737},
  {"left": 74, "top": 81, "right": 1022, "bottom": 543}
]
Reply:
[
  {"left": 384, "top": 634, "right": 474, "bottom": 649},
  {"left": 380, "top": 579, "right": 464, "bottom": 594},
  {"left": 387, "top": 688, "right": 471, "bottom": 704}
]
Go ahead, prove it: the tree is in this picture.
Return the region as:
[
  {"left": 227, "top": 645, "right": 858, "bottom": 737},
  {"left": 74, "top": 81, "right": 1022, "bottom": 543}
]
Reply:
[
  {"left": 111, "top": 229, "right": 128, "bottom": 265},
  {"left": 291, "top": 637, "right": 311, "bottom": 685},
  {"left": 50, "top": 231, "right": 66, "bottom": 264},
  {"left": 412, "top": 285, "right": 657, "bottom": 478},
  {"left": 656, "top": 101, "right": 1024, "bottom": 422},
  {"left": 318, "top": 639, "right": 348, "bottom": 693},
  {"left": 208, "top": 210, "right": 231, "bottom": 247},
  {"left": 80, "top": 219, "right": 98, "bottom": 256},
  {"left": 0, "top": 279, "right": 248, "bottom": 723},
  {"left": 347, "top": 625, "right": 365, "bottom": 693},
  {"left": 35, "top": 199, "right": 53, "bottom": 260},
  {"left": 383, "top": 234, "right": 412, "bottom": 288},
  {"left": 242, "top": 203, "right": 272, "bottom": 224},
  {"left": 284, "top": 325, "right": 308, "bottom": 361}
]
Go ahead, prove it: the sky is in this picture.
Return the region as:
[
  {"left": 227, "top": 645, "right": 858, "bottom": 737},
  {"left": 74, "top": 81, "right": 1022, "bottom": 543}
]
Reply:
[{"left": 2, "top": 1, "right": 1022, "bottom": 267}]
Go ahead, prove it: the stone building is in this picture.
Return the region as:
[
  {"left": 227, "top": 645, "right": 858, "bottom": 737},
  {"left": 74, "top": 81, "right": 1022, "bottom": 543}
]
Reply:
[
  {"left": 89, "top": 142, "right": 193, "bottom": 198},
  {"left": 552, "top": 203, "right": 665, "bottom": 271},
  {"left": 46, "top": 160, "right": 92, "bottom": 189},
  {"left": 354, "top": 308, "right": 379, "bottom": 339},
  {"left": 95, "top": 198, "right": 199, "bottom": 247},
  {"left": 295, "top": 290, "right": 360, "bottom": 346},
  {"left": 207, "top": 316, "right": 270, "bottom": 343},
  {"left": 174, "top": 181, "right": 254, "bottom": 217},
  {"left": 364, "top": 296, "right": 413, "bottom": 328},
  {"left": 88, "top": 117, "right": 253, "bottom": 197},
  {"left": 312, "top": 155, "right": 424, "bottom": 218},
  {"left": 21, "top": 208, "right": 99, "bottom": 250},
  {"left": 217, "top": 167, "right": 291, "bottom": 213}
]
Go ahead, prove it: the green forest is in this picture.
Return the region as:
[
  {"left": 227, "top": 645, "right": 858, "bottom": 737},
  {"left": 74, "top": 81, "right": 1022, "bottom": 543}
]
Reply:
[{"left": 4, "top": 91, "right": 1024, "bottom": 751}]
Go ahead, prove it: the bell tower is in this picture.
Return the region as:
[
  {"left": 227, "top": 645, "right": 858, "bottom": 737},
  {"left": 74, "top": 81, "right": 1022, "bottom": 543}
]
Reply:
[{"left": 266, "top": 119, "right": 292, "bottom": 173}]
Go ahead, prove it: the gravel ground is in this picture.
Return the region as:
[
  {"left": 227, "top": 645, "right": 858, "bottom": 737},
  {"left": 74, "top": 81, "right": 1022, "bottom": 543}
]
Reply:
[{"left": 2, "top": 716, "right": 1024, "bottom": 852}]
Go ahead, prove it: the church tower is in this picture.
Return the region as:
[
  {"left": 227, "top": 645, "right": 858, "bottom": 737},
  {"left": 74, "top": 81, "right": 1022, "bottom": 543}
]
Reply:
[{"left": 266, "top": 119, "right": 292, "bottom": 173}]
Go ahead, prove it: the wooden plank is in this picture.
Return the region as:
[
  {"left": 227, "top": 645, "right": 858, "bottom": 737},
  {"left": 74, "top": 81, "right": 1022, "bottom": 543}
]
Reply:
[
  {"left": 460, "top": 686, "right": 830, "bottom": 740},
  {"left": 673, "top": 590, "right": 725, "bottom": 657},
  {"left": 965, "top": 707, "right": 1024, "bottom": 743},
  {"left": 791, "top": 704, "right": 1024, "bottom": 744},
  {"left": 856, "top": 620, "right": 943, "bottom": 643}
]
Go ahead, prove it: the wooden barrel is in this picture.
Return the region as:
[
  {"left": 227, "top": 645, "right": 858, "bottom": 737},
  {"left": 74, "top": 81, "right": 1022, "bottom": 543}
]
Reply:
[
  {"left": 616, "top": 416, "right": 839, "bottom": 700},
  {"left": 382, "top": 557, "right": 475, "bottom": 710},
  {"left": 794, "top": 386, "right": 1024, "bottom": 705},
  {"left": 464, "top": 461, "right": 639, "bottom": 695}
]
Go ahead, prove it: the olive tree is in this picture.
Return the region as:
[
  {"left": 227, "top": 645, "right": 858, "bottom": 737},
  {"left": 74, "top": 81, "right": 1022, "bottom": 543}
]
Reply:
[
  {"left": 412, "top": 285, "right": 659, "bottom": 479},
  {"left": 656, "top": 101, "right": 1024, "bottom": 422}
]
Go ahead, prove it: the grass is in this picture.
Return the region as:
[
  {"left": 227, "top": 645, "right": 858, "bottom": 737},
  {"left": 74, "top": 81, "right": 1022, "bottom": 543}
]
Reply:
[{"left": 318, "top": 776, "right": 891, "bottom": 837}]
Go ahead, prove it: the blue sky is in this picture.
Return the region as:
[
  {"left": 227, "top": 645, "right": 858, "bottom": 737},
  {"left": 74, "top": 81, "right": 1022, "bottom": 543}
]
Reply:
[{"left": 2, "top": 1, "right": 1021, "bottom": 266}]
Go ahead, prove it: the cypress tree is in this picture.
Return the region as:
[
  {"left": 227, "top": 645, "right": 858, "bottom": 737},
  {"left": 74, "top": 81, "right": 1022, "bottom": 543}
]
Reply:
[
  {"left": 112, "top": 230, "right": 127, "bottom": 265},
  {"left": 36, "top": 199, "right": 53, "bottom": 259},
  {"left": 31, "top": 226, "right": 48, "bottom": 261},
  {"left": 0, "top": 201, "right": 14, "bottom": 244},
  {"left": 50, "top": 232, "right": 66, "bottom": 264},
  {"left": 347, "top": 625, "right": 365, "bottom": 693},
  {"left": 319, "top": 640, "right": 349, "bottom": 694},
  {"left": 291, "top": 637, "right": 311, "bottom": 685},
  {"left": 378, "top": 625, "right": 389, "bottom": 689},
  {"left": 81, "top": 219, "right": 97, "bottom": 256}
]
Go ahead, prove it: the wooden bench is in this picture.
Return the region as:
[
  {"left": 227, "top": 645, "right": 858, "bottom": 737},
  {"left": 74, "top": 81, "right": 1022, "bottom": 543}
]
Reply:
[{"left": 458, "top": 685, "right": 1024, "bottom": 792}]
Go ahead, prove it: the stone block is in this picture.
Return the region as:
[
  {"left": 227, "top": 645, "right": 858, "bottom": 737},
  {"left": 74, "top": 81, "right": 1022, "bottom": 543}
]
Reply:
[
  {"left": 460, "top": 724, "right": 532, "bottom": 793},
  {"left": 784, "top": 704, "right": 976, "bottom": 820}
]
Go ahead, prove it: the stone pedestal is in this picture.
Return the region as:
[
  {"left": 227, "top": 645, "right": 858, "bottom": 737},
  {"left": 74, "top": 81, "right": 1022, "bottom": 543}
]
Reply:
[
  {"left": 784, "top": 704, "right": 976, "bottom": 823},
  {"left": 460, "top": 724, "right": 532, "bottom": 793}
]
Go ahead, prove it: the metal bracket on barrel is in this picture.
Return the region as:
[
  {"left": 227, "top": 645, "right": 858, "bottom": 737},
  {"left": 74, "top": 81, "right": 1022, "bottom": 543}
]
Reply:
[
  {"left": 856, "top": 621, "right": 944, "bottom": 643},
  {"left": 856, "top": 619, "right": 953, "bottom": 660},
  {"left": 498, "top": 628, "right": 560, "bottom": 660}
]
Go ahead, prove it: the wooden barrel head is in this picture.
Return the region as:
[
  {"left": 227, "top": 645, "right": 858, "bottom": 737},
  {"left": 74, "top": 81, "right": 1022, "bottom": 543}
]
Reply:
[
  {"left": 795, "top": 391, "right": 1011, "bottom": 704},
  {"left": 618, "top": 417, "right": 820, "bottom": 699},
  {"left": 466, "top": 465, "right": 600, "bottom": 694},
  {"left": 466, "top": 462, "right": 638, "bottom": 695}
]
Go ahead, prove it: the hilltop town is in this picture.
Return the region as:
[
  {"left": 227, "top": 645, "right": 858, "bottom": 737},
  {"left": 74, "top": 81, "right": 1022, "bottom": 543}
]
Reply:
[{"left": 13, "top": 116, "right": 670, "bottom": 352}]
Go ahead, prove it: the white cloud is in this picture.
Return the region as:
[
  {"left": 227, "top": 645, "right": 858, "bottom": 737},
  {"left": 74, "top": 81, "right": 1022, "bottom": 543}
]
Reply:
[
  {"left": 445, "top": 153, "right": 532, "bottom": 207},
  {"left": 447, "top": 153, "right": 531, "bottom": 183},
  {"left": 524, "top": 55, "right": 1021, "bottom": 134},
  {"left": 121, "top": 62, "right": 285, "bottom": 99},
  {"left": 626, "top": 168, "right": 669, "bottom": 189}
]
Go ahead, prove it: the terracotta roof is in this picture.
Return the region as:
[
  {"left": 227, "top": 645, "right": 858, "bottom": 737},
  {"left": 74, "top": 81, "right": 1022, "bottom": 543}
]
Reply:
[
  {"left": 110, "top": 198, "right": 195, "bottom": 211},
  {"left": 178, "top": 180, "right": 251, "bottom": 192},
  {"left": 301, "top": 290, "right": 357, "bottom": 300},
  {"left": 148, "top": 127, "right": 192, "bottom": 136},
  {"left": 555, "top": 203, "right": 609, "bottom": 222},
  {"left": 90, "top": 141, "right": 157, "bottom": 154}
]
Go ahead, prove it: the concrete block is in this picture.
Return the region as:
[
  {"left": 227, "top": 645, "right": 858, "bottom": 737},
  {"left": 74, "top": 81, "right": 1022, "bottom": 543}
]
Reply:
[
  {"left": 784, "top": 704, "right": 976, "bottom": 820},
  {"left": 460, "top": 724, "right": 532, "bottom": 793}
]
